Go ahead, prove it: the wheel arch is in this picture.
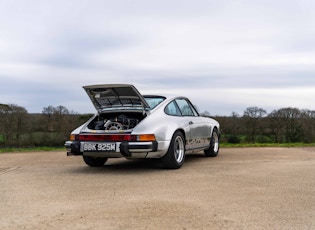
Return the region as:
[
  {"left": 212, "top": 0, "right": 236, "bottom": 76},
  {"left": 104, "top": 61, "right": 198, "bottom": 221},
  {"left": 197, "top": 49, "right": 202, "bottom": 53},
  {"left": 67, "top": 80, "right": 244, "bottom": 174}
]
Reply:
[
  {"left": 175, "top": 128, "right": 186, "bottom": 144},
  {"left": 212, "top": 126, "right": 221, "bottom": 140}
]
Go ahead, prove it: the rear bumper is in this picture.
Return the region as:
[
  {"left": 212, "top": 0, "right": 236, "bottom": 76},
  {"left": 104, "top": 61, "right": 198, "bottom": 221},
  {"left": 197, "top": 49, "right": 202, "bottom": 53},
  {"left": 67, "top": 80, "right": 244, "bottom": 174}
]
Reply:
[
  {"left": 120, "top": 141, "right": 158, "bottom": 157},
  {"left": 65, "top": 141, "right": 81, "bottom": 155},
  {"left": 65, "top": 140, "right": 158, "bottom": 158}
]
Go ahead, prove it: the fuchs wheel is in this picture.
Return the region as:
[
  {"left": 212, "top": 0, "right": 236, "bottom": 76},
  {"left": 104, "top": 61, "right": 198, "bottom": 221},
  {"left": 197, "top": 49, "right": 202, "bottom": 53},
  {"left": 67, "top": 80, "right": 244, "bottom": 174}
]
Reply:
[
  {"left": 204, "top": 128, "right": 220, "bottom": 157},
  {"left": 162, "top": 131, "right": 185, "bottom": 169},
  {"left": 83, "top": 156, "right": 107, "bottom": 167}
]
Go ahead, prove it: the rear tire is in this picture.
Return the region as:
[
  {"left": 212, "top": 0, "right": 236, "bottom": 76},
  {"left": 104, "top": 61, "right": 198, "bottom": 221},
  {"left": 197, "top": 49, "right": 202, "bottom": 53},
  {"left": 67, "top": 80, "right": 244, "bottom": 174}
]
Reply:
[
  {"left": 204, "top": 128, "right": 220, "bottom": 157},
  {"left": 83, "top": 156, "right": 107, "bottom": 167},
  {"left": 161, "top": 131, "right": 185, "bottom": 169}
]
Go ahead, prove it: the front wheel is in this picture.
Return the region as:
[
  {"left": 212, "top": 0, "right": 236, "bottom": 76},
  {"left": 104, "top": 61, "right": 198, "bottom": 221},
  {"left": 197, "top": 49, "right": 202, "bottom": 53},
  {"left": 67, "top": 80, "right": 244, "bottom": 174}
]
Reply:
[
  {"left": 161, "top": 131, "right": 185, "bottom": 169},
  {"left": 83, "top": 156, "right": 108, "bottom": 167},
  {"left": 204, "top": 128, "right": 220, "bottom": 157}
]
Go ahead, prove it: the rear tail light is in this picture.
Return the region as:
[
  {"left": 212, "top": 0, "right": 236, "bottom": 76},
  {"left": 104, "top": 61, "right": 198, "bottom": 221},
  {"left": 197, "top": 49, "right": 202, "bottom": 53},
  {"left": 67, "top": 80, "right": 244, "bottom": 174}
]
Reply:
[
  {"left": 137, "top": 134, "right": 156, "bottom": 141},
  {"left": 70, "top": 134, "right": 79, "bottom": 141}
]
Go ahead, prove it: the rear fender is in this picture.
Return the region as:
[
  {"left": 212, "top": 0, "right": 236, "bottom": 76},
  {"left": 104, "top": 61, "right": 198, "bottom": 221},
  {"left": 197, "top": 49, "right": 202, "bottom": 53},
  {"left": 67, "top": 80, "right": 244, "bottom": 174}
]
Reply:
[{"left": 132, "top": 115, "right": 189, "bottom": 142}]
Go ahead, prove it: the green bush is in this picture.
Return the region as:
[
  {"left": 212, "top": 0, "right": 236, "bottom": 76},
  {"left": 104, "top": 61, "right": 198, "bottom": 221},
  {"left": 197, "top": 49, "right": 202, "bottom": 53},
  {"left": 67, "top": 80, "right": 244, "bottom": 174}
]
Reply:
[
  {"left": 227, "top": 135, "right": 241, "bottom": 144},
  {"left": 255, "top": 135, "right": 273, "bottom": 143}
]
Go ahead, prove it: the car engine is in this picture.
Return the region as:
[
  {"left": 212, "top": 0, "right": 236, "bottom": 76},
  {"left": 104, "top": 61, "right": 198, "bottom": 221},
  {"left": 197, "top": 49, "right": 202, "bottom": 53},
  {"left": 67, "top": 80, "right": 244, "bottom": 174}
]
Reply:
[{"left": 91, "top": 114, "right": 140, "bottom": 131}]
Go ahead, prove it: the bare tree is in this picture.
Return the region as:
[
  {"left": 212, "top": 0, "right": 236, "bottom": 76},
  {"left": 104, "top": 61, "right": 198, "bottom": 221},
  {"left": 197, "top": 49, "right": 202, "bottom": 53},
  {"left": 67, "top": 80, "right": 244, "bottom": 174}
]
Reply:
[
  {"left": 231, "top": 112, "right": 240, "bottom": 136},
  {"left": 243, "top": 107, "right": 267, "bottom": 143},
  {"left": 0, "top": 104, "right": 27, "bottom": 146},
  {"left": 0, "top": 104, "right": 12, "bottom": 146},
  {"left": 299, "top": 109, "right": 315, "bottom": 143},
  {"left": 40, "top": 105, "right": 80, "bottom": 146},
  {"left": 269, "top": 107, "right": 302, "bottom": 143},
  {"left": 268, "top": 110, "right": 284, "bottom": 143}
]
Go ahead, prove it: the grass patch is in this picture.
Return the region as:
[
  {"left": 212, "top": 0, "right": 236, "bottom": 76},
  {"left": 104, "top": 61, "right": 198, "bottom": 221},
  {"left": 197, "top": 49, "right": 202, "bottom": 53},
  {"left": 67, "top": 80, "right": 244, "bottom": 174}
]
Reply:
[
  {"left": 0, "top": 146, "right": 64, "bottom": 153},
  {"left": 2, "top": 143, "right": 315, "bottom": 153},
  {"left": 220, "top": 142, "right": 315, "bottom": 148}
]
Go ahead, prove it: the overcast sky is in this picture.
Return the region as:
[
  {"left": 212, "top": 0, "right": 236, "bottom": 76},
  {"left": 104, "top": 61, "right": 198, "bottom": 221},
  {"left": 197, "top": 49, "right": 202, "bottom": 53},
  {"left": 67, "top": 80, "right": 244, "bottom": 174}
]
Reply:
[{"left": 1, "top": 0, "right": 315, "bottom": 116}]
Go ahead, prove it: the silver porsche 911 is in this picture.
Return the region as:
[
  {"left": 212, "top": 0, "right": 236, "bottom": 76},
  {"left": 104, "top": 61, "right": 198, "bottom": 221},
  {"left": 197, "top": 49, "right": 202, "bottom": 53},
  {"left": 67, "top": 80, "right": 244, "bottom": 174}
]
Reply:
[{"left": 65, "top": 84, "right": 220, "bottom": 169}]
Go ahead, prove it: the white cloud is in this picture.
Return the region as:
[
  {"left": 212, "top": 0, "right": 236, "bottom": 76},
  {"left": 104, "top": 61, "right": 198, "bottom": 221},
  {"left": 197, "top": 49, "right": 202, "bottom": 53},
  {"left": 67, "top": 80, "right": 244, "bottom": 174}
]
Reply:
[{"left": 1, "top": 0, "right": 315, "bottom": 114}]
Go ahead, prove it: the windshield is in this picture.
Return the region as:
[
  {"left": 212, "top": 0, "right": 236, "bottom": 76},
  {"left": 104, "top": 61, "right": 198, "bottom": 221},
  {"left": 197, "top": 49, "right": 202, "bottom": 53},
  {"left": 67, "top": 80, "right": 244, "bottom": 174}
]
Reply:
[{"left": 144, "top": 96, "right": 166, "bottom": 109}]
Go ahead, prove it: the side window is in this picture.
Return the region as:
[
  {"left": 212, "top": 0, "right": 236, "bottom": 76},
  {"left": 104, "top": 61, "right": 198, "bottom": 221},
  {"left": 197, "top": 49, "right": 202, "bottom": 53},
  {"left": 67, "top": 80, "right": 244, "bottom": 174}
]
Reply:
[
  {"left": 165, "top": 101, "right": 181, "bottom": 116},
  {"left": 144, "top": 96, "right": 166, "bottom": 109},
  {"left": 175, "top": 99, "right": 197, "bottom": 116}
]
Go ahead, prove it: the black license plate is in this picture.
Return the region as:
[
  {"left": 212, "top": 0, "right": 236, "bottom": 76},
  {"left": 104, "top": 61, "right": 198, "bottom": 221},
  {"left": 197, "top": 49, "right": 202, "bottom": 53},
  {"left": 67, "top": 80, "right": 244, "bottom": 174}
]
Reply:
[{"left": 83, "top": 143, "right": 116, "bottom": 152}]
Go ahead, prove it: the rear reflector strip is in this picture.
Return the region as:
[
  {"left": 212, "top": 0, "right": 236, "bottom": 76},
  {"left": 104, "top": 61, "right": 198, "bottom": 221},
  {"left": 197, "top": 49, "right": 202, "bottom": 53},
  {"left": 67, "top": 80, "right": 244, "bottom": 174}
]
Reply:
[{"left": 77, "top": 134, "right": 155, "bottom": 142}]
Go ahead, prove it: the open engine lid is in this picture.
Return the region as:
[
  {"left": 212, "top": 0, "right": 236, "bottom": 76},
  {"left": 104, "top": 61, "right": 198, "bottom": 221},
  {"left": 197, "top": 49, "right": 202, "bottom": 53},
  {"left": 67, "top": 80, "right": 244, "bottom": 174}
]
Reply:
[{"left": 83, "top": 84, "right": 150, "bottom": 112}]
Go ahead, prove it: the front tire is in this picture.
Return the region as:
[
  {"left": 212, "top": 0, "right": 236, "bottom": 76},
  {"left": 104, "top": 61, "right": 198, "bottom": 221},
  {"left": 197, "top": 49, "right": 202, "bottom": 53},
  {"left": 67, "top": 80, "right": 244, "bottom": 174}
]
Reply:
[
  {"left": 204, "top": 128, "right": 220, "bottom": 157},
  {"left": 83, "top": 156, "right": 108, "bottom": 167},
  {"left": 162, "top": 131, "right": 185, "bottom": 169}
]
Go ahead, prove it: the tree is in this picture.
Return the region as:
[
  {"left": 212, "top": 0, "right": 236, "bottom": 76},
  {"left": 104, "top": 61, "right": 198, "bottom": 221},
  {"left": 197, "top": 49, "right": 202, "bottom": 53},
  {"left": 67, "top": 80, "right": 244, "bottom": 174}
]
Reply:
[
  {"left": 0, "top": 104, "right": 12, "bottom": 146},
  {"left": 300, "top": 109, "right": 315, "bottom": 143},
  {"left": 0, "top": 104, "right": 27, "bottom": 146},
  {"left": 42, "top": 105, "right": 70, "bottom": 132},
  {"left": 243, "top": 107, "right": 267, "bottom": 142},
  {"left": 269, "top": 110, "right": 285, "bottom": 143},
  {"left": 231, "top": 112, "right": 240, "bottom": 136},
  {"left": 40, "top": 105, "right": 79, "bottom": 146},
  {"left": 269, "top": 108, "right": 302, "bottom": 143}
]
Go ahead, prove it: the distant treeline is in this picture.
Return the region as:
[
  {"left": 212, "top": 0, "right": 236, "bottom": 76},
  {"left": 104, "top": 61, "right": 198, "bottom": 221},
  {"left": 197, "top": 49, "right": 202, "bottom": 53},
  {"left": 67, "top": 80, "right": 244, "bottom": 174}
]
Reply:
[
  {"left": 210, "top": 107, "right": 315, "bottom": 144},
  {"left": 0, "top": 104, "right": 91, "bottom": 147},
  {"left": 1, "top": 103, "right": 315, "bottom": 148}
]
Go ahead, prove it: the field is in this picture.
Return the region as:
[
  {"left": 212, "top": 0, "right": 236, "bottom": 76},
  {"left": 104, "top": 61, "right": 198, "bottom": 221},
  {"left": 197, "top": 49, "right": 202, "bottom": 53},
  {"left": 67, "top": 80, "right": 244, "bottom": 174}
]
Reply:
[{"left": 1, "top": 147, "right": 315, "bottom": 229}]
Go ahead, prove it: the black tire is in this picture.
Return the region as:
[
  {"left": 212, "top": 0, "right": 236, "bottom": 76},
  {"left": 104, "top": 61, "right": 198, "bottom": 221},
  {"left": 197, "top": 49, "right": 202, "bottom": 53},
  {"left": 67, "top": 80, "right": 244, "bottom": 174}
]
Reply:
[
  {"left": 161, "top": 131, "right": 185, "bottom": 169},
  {"left": 204, "top": 128, "right": 220, "bottom": 157},
  {"left": 83, "top": 156, "right": 107, "bottom": 167}
]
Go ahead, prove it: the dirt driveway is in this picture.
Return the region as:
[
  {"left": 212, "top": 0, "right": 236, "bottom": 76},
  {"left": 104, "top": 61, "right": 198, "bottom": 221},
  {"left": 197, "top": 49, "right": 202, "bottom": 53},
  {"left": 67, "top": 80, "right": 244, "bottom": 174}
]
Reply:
[{"left": 0, "top": 147, "right": 314, "bottom": 229}]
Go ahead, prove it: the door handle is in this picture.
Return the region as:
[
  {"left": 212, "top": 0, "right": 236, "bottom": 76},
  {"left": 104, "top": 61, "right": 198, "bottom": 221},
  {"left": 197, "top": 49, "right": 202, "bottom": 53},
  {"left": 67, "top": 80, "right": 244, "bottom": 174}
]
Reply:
[{"left": 189, "top": 121, "right": 193, "bottom": 125}]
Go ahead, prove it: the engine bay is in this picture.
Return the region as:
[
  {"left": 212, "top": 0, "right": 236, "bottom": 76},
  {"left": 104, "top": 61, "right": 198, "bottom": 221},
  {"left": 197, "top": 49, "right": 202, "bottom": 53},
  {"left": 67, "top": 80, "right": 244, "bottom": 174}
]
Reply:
[{"left": 87, "top": 112, "right": 146, "bottom": 131}]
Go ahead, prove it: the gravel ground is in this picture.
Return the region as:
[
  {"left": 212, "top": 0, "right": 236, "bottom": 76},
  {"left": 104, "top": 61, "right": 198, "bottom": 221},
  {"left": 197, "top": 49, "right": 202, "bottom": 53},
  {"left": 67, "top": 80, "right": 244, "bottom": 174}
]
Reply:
[{"left": 0, "top": 147, "right": 314, "bottom": 229}]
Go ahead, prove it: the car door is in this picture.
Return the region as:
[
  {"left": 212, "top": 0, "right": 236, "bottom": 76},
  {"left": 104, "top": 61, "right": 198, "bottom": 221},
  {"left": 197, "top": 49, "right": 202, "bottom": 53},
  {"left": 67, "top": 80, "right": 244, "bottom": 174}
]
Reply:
[{"left": 175, "top": 98, "right": 210, "bottom": 152}]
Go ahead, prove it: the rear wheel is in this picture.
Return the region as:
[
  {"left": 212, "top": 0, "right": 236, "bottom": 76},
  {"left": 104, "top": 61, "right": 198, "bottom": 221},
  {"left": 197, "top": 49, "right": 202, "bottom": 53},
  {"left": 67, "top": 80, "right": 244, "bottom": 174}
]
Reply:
[
  {"left": 204, "top": 128, "right": 220, "bottom": 157},
  {"left": 83, "top": 156, "right": 108, "bottom": 167},
  {"left": 162, "top": 131, "right": 185, "bottom": 169}
]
